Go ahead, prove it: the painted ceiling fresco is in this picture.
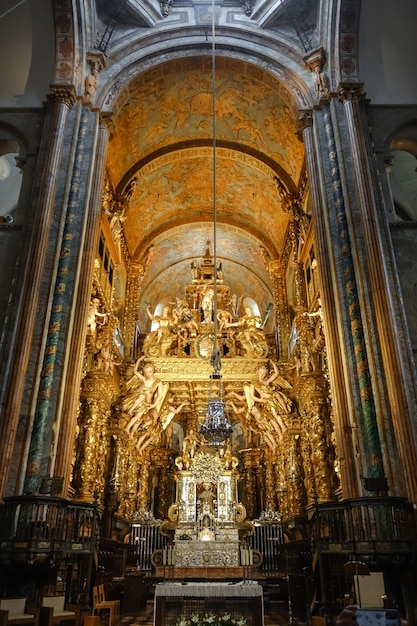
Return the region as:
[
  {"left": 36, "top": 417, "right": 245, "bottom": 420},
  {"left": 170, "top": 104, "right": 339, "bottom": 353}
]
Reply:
[{"left": 106, "top": 56, "right": 305, "bottom": 331}]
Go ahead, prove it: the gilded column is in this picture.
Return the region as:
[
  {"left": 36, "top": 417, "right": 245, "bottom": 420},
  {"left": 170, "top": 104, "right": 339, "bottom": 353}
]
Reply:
[
  {"left": 124, "top": 261, "right": 145, "bottom": 360},
  {"left": 263, "top": 450, "right": 277, "bottom": 512},
  {"left": 153, "top": 448, "right": 172, "bottom": 520},
  {"left": 138, "top": 458, "right": 151, "bottom": 511},
  {"left": 116, "top": 435, "right": 140, "bottom": 522},
  {"left": 72, "top": 372, "right": 114, "bottom": 503},
  {"left": 285, "top": 434, "right": 306, "bottom": 519},
  {"left": 73, "top": 397, "right": 102, "bottom": 502},
  {"left": 338, "top": 84, "right": 417, "bottom": 503},
  {"left": 303, "top": 393, "right": 336, "bottom": 504},
  {"left": 54, "top": 115, "right": 111, "bottom": 494},
  {"left": 297, "top": 110, "right": 364, "bottom": 498},
  {"left": 275, "top": 450, "right": 289, "bottom": 520},
  {"left": 300, "top": 426, "right": 316, "bottom": 506},
  {"left": 290, "top": 221, "right": 308, "bottom": 312},
  {"left": 242, "top": 450, "right": 257, "bottom": 519},
  {"left": 268, "top": 260, "right": 288, "bottom": 359},
  {"left": 0, "top": 88, "right": 76, "bottom": 498}
]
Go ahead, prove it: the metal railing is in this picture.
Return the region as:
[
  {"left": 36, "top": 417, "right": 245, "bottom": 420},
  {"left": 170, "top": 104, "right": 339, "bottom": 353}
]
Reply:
[
  {"left": 312, "top": 496, "right": 414, "bottom": 555},
  {"left": 0, "top": 495, "right": 98, "bottom": 554}
]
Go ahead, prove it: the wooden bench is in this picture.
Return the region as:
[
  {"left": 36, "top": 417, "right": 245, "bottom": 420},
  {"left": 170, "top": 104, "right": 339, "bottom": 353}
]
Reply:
[
  {"left": 39, "top": 598, "right": 80, "bottom": 626},
  {"left": 0, "top": 598, "right": 39, "bottom": 626}
]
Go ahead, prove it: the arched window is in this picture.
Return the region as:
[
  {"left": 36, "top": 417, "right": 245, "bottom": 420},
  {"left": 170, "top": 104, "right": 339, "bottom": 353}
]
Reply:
[
  {"left": 0, "top": 149, "right": 21, "bottom": 223},
  {"left": 242, "top": 297, "right": 261, "bottom": 320},
  {"left": 150, "top": 303, "right": 164, "bottom": 331},
  {"left": 389, "top": 137, "right": 417, "bottom": 221}
]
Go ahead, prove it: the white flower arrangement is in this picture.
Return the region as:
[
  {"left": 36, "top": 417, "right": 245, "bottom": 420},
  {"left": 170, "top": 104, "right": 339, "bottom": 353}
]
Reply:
[{"left": 175, "top": 613, "right": 248, "bottom": 626}]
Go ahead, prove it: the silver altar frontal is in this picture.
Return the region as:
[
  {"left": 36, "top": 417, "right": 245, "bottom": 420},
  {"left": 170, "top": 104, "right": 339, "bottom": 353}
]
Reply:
[{"left": 175, "top": 535, "right": 240, "bottom": 567}]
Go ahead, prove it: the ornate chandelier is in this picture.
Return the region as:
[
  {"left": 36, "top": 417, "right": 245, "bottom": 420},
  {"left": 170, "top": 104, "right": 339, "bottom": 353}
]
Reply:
[
  {"left": 199, "top": 373, "right": 233, "bottom": 446},
  {"left": 197, "top": 5, "right": 233, "bottom": 448}
]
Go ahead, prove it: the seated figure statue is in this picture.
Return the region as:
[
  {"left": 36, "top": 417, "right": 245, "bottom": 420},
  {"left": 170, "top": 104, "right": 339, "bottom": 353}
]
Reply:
[
  {"left": 225, "top": 304, "right": 268, "bottom": 358},
  {"left": 143, "top": 304, "right": 177, "bottom": 357}
]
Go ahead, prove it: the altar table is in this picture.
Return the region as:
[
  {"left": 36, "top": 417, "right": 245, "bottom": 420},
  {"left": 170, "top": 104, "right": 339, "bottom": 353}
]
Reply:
[{"left": 154, "top": 582, "right": 264, "bottom": 626}]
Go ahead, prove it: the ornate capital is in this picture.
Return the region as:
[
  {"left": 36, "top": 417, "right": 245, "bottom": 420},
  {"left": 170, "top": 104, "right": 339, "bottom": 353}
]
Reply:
[
  {"left": 296, "top": 111, "right": 313, "bottom": 139},
  {"left": 49, "top": 85, "right": 76, "bottom": 108},
  {"left": 337, "top": 82, "right": 365, "bottom": 104},
  {"left": 99, "top": 113, "right": 113, "bottom": 133},
  {"left": 129, "top": 260, "right": 145, "bottom": 277},
  {"left": 267, "top": 259, "right": 282, "bottom": 277}
]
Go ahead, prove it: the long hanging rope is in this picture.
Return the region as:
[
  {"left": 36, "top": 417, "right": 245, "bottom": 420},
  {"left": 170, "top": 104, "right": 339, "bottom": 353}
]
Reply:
[{"left": 210, "top": 0, "right": 221, "bottom": 373}]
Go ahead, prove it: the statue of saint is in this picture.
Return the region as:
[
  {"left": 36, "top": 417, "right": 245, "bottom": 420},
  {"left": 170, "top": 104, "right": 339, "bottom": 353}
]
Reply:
[
  {"left": 143, "top": 305, "right": 177, "bottom": 356},
  {"left": 201, "top": 288, "right": 214, "bottom": 323},
  {"left": 191, "top": 260, "right": 200, "bottom": 280},
  {"left": 198, "top": 482, "right": 216, "bottom": 516}
]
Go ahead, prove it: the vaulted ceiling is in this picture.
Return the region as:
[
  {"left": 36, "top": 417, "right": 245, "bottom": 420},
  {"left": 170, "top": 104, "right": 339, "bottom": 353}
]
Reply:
[{"left": 106, "top": 56, "right": 306, "bottom": 331}]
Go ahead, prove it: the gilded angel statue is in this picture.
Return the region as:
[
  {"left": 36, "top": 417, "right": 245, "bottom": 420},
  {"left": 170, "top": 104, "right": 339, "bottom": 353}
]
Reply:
[
  {"left": 122, "top": 356, "right": 169, "bottom": 439},
  {"left": 228, "top": 360, "right": 292, "bottom": 446}
]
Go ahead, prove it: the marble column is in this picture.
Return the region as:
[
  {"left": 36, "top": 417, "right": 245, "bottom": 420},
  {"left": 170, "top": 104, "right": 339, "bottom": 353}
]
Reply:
[
  {"left": 338, "top": 84, "right": 417, "bottom": 503},
  {"left": 0, "top": 87, "right": 76, "bottom": 498},
  {"left": 323, "top": 102, "right": 384, "bottom": 480},
  {"left": 24, "top": 105, "right": 96, "bottom": 495}
]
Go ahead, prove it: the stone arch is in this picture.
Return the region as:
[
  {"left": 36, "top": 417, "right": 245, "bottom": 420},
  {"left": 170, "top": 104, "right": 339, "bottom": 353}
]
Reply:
[{"left": 96, "top": 38, "right": 312, "bottom": 114}]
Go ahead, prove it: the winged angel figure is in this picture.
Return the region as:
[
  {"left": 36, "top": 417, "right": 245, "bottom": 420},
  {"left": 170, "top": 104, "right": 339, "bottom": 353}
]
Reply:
[
  {"left": 228, "top": 360, "right": 292, "bottom": 450},
  {"left": 122, "top": 356, "right": 183, "bottom": 454}
]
